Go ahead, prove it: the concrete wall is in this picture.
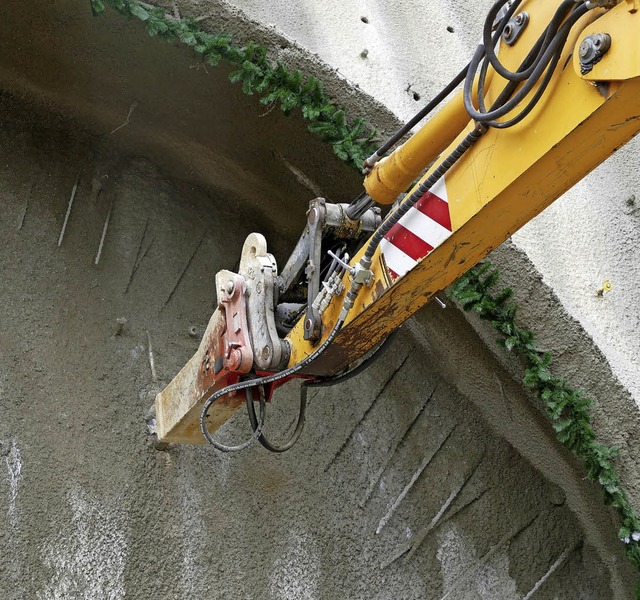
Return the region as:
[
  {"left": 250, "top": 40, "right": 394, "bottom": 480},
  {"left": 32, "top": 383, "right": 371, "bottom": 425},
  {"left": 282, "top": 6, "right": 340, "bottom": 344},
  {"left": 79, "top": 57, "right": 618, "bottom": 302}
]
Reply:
[{"left": 0, "top": 1, "right": 638, "bottom": 598}]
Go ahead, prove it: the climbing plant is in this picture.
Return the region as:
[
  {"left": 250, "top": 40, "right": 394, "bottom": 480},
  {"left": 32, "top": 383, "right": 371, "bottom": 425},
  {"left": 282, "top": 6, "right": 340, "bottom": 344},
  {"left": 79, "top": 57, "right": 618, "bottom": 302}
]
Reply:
[
  {"left": 90, "top": 0, "right": 640, "bottom": 590},
  {"left": 88, "top": 0, "right": 378, "bottom": 171},
  {"left": 449, "top": 263, "right": 640, "bottom": 591}
]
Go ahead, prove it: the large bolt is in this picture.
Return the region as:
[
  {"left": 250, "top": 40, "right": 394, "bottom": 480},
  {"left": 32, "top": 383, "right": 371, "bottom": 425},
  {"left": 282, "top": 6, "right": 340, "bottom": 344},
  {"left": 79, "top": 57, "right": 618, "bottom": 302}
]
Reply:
[
  {"left": 579, "top": 33, "right": 611, "bottom": 74},
  {"left": 226, "top": 280, "right": 235, "bottom": 295},
  {"left": 261, "top": 346, "right": 272, "bottom": 363},
  {"left": 228, "top": 349, "right": 242, "bottom": 371}
]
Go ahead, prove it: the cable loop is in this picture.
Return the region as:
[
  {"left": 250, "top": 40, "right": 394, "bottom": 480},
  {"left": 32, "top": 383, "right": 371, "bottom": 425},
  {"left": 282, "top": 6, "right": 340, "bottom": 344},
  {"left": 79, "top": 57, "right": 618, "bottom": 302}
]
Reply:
[{"left": 199, "top": 380, "right": 266, "bottom": 452}]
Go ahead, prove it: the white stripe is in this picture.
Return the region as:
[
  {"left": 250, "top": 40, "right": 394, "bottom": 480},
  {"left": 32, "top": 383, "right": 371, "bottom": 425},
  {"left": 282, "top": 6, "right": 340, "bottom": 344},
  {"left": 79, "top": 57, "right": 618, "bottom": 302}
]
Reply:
[
  {"left": 398, "top": 207, "right": 452, "bottom": 248},
  {"left": 430, "top": 176, "right": 448, "bottom": 203},
  {"left": 380, "top": 239, "right": 417, "bottom": 278}
]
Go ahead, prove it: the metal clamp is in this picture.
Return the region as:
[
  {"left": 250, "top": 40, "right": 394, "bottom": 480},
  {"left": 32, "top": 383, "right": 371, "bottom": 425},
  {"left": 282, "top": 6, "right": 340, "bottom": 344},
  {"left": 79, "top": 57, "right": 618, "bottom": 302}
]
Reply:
[
  {"left": 502, "top": 12, "right": 529, "bottom": 46},
  {"left": 327, "top": 250, "right": 373, "bottom": 286},
  {"left": 303, "top": 198, "right": 327, "bottom": 342}
]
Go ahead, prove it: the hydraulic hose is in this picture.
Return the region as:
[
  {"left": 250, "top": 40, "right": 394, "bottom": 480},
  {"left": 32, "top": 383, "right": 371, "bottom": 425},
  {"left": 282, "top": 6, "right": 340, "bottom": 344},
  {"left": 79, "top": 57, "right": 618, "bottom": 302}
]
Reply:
[
  {"left": 464, "top": 2, "right": 590, "bottom": 124},
  {"left": 200, "top": 317, "right": 346, "bottom": 450},
  {"left": 245, "top": 330, "right": 398, "bottom": 452}
]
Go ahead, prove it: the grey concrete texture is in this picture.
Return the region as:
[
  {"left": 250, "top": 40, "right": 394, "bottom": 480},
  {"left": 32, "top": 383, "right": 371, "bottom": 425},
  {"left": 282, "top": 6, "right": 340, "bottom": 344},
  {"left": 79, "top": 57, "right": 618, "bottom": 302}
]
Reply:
[
  {"left": 0, "top": 99, "right": 620, "bottom": 597},
  {"left": 0, "top": 0, "right": 637, "bottom": 598}
]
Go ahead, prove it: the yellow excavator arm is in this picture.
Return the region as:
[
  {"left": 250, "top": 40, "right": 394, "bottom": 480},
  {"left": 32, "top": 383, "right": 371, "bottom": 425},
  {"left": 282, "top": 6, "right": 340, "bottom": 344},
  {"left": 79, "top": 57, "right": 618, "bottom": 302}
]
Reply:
[{"left": 154, "top": 0, "right": 640, "bottom": 448}]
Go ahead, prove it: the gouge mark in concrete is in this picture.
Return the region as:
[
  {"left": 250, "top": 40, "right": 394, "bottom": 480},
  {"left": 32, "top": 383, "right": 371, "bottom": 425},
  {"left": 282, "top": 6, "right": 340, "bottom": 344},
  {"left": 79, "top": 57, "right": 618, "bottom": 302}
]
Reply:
[
  {"left": 324, "top": 351, "right": 411, "bottom": 473},
  {"left": 124, "top": 218, "right": 150, "bottom": 294},
  {"left": 161, "top": 232, "right": 206, "bottom": 311},
  {"left": 375, "top": 425, "right": 456, "bottom": 535},
  {"left": 360, "top": 384, "right": 438, "bottom": 508},
  {"left": 58, "top": 173, "right": 80, "bottom": 247},
  {"left": 438, "top": 513, "right": 539, "bottom": 600},
  {"left": 522, "top": 545, "right": 574, "bottom": 600}
]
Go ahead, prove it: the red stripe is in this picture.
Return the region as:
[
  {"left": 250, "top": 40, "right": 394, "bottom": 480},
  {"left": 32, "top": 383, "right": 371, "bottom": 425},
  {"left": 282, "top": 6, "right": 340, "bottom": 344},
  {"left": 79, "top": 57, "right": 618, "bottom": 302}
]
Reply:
[
  {"left": 388, "top": 267, "right": 399, "bottom": 281},
  {"left": 385, "top": 223, "right": 434, "bottom": 261},
  {"left": 415, "top": 191, "right": 451, "bottom": 231}
]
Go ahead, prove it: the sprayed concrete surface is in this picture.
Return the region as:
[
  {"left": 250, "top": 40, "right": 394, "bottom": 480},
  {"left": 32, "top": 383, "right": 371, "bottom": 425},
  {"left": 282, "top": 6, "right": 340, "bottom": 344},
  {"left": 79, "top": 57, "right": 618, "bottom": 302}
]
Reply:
[{"left": 0, "top": 1, "right": 638, "bottom": 598}]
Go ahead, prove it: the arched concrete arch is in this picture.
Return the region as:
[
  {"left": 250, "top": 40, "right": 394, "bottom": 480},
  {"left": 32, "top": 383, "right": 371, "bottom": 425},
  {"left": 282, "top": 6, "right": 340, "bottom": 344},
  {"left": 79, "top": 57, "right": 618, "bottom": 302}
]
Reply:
[{"left": 0, "top": 1, "right": 637, "bottom": 597}]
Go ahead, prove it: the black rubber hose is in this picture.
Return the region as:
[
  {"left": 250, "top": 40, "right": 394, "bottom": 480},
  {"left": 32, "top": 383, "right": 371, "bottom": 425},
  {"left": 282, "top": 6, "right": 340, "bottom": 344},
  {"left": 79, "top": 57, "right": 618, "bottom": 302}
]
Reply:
[
  {"left": 481, "top": 0, "right": 574, "bottom": 83},
  {"left": 475, "top": 28, "right": 557, "bottom": 126},
  {"left": 245, "top": 382, "right": 307, "bottom": 453},
  {"left": 200, "top": 317, "right": 345, "bottom": 449},
  {"left": 486, "top": 43, "right": 564, "bottom": 129},
  {"left": 356, "top": 0, "right": 523, "bottom": 198},
  {"left": 370, "top": 64, "right": 470, "bottom": 161},
  {"left": 464, "top": 3, "right": 589, "bottom": 123},
  {"left": 196, "top": 381, "right": 267, "bottom": 453},
  {"left": 364, "top": 0, "right": 517, "bottom": 167},
  {"left": 475, "top": 15, "right": 551, "bottom": 116},
  {"left": 346, "top": 192, "right": 375, "bottom": 220},
  {"left": 245, "top": 330, "right": 398, "bottom": 452},
  {"left": 476, "top": 0, "right": 577, "bottom": 119}
]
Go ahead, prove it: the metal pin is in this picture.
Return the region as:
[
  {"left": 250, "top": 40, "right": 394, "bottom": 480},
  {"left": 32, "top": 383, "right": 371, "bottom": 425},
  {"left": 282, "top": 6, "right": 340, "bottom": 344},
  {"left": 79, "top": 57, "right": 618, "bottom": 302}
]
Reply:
[
  {"left": 58, "top": 174, "right": 80, "bottom": 247},
  {"left": 94, "top": 198, "right": 114, "bottom": 265},
  {"left": 434, "top": 295, "right": 447, "bottom": 309},
  {"left": 147, "top": 330, "right": 158, "bottom": 383}
]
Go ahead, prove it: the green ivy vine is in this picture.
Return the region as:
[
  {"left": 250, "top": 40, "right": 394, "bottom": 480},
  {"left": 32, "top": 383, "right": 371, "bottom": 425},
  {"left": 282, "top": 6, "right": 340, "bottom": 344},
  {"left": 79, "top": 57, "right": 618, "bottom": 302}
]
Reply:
[
  {"left": 88, "top": 0, "right": 378, "bottom": 171},
  {"left": 89, "top": 0, "right": 640, "bottom": 590},
  {"left": 449, "top": 264, "right": 640, "bottom": 592}
]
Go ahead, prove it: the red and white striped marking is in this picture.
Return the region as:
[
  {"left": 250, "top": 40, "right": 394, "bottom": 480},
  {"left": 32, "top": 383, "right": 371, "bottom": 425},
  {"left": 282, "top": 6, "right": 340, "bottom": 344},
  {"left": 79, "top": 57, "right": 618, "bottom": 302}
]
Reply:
[{"left": 380, "top": 176, "right": 452, "bottom": 282}]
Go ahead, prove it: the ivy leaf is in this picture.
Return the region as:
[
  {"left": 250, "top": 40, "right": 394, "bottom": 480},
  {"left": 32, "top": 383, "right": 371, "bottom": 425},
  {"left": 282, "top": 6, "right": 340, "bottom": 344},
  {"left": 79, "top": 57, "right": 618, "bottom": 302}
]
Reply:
[
  {"left": 129, "top": 3, "right": 150, "bottom": 21},
  {"left": 90, "top": 0, "right": 106, "bottom": 16},
  {"left": 552, "top": 419, "right": 572, "bottom": 433},
  {"left": 302, "top": 104, "right": 321, "bottom": 120}
]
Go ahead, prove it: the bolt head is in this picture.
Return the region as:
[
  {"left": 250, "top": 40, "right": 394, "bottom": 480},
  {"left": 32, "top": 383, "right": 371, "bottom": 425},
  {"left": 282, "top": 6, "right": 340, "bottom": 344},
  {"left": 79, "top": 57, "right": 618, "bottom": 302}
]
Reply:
[
  {"left": 229, "top": 349, "right": 241, "bottom": 370},
  {"left": 226, "top": 280, "right": 235, "bottom": 295},
  {"left": 579, "top": 40, "right": 592, "bottom": 58}
]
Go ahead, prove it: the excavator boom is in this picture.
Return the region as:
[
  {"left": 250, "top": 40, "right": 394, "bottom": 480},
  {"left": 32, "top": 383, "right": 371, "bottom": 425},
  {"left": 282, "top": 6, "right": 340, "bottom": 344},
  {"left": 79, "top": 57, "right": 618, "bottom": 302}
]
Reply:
[{"left": 155, "top": 0, "right": 640, "bottom": 446}]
